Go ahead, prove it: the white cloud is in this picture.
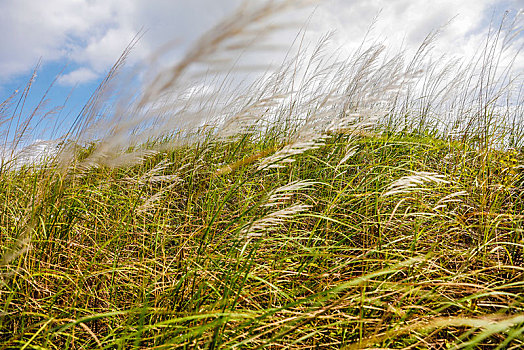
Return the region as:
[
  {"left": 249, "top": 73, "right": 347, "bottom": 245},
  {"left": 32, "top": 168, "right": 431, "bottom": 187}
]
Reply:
[
  {"left": 314, "top": 0, "right": 523, "bottom": 80},
  {"left": 58, "top": 67, "right": 99, "bottom": 85},
  {"left": 0, "top": 0, "right": 120, "bottom": 78},
  {"left": 316, "top": 0, "right": 490, "bottom": 54},
  {"left": 0, "top": 0, "right": 521, "bottom": 87}
]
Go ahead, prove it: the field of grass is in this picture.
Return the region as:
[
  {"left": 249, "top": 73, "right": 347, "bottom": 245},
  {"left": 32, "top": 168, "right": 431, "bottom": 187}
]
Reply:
[
  {"left": 1, "top": 129, "right": 523, "bottom": 349},
  {"left": 1, "top": 2, "right": 523, "bottom": 349}
]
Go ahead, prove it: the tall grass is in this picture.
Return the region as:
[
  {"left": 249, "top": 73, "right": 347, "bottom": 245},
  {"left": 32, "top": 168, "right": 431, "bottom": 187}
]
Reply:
[{"left": 1, "top": 1, "right": 523, "bottom": 348}]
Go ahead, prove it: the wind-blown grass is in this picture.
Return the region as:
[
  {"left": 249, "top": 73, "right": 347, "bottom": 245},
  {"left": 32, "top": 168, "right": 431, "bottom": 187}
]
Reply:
[{"left": 0, "top": 1, "right": 523, "bottom": 349}]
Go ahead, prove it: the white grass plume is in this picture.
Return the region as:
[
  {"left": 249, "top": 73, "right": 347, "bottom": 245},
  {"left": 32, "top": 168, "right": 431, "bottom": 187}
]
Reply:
[
  {"left": 432, "top": 190, "right": 468, "bottom": 211},
  {"left": 383, "top": 171, "right": 450, "bottom": 197},
  {"left": 263, "top": 179, "right": 316, "bottom": 207},
  {"left": 243, "top": 204, "right": 311, "bottom": 238},
  {"left": 241, "top": 178, "right": 315, "bottom": 237},
  {"left": 258, "top": 137, "right": 325, "bottom": 170},
  {"left": 132, "top": 160, "right": 183, "bottom": 214},
  {"left": 123, "top": 159, "right": 181, "bottom": 185},
  {"left": 136, "top": 180, "right": 180, "bottom": 215}
]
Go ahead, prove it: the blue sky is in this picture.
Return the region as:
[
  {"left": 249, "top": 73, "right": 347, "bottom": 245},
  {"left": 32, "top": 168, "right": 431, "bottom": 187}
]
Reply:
[{"left": 0, "top": 0, "right": 522, "bottom": 147}]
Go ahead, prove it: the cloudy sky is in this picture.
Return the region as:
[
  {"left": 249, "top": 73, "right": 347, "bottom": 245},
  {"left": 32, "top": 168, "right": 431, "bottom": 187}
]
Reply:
[{"left": 0, "top": 0, "right": 522, "bottom": 141}]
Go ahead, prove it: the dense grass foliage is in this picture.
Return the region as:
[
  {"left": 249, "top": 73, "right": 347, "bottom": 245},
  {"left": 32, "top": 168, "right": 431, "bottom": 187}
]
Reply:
[
  {"left": 1, "top": 130, "right": 523, "bottom": 349},
  {"left": 1, "top": 2, "right": 523, "bottom": 348}
]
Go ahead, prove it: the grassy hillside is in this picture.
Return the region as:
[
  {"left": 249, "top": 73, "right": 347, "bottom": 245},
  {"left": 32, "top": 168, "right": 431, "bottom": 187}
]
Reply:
[
  {"left": 1, "top": 2, "right": 523, "bottom": 349},
  {"left": 1, "top": 129, "right": 523, "bottom": 348}
]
